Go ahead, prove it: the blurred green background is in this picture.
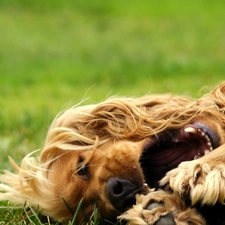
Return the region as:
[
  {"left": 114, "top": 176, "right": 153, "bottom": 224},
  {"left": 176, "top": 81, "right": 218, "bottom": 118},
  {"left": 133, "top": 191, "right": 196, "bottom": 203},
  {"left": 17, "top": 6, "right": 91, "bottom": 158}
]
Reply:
[
  {"left": 0, "top": 0, "right": 225, "bottom": 191},
  {"left": 0, "top": 0, "right": 225, "bottom": 223}
]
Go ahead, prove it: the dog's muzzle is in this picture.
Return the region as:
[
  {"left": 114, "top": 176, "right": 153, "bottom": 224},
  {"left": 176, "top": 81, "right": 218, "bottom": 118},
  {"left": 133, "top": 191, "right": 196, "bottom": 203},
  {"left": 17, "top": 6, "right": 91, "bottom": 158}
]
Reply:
[{"left": 106, "top": 177, "right": 147, "bottom": 212}]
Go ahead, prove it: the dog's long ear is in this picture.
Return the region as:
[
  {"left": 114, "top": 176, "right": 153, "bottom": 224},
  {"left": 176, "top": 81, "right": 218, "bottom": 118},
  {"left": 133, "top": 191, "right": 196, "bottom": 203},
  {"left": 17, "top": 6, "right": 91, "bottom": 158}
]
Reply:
[
  {"left": 212, "top": 81, "right": 225, "bottom": 95},
  {"left": 41, "top": 99, "right": 148, "bottom": 153},
  {"left": 208, "top": 81, "right": 225, "bottom": 111}
]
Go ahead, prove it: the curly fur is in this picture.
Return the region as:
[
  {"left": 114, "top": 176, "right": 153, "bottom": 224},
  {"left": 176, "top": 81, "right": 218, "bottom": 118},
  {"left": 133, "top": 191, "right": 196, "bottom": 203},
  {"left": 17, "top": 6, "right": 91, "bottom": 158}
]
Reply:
[
  {"left": 1, "top": 82, "right": 225, "bottom": 223},
  {"left": 161, "top": 143, "right": 225, "bottom": 206},
  {"left": 119, "top": 190, "right": 205, "bottom": 225}
]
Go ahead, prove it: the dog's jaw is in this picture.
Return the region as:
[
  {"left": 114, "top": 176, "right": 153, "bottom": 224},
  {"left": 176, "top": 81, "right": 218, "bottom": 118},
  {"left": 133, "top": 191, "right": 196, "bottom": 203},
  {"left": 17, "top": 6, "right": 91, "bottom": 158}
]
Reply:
[{"left": 140, "top": 122, "right": 220, "bottom": 188}]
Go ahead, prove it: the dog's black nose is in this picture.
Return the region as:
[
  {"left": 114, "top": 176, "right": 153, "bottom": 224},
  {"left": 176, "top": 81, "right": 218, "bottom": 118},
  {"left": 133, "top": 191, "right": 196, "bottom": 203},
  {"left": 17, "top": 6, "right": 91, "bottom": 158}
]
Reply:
[{"left": 106, "top": 178, "right": 141, "bottom": 212}]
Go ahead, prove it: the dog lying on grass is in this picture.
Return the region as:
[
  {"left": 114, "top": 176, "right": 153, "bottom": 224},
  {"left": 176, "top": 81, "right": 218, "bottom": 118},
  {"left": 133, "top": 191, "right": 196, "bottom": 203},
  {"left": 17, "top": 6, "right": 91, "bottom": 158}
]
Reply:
[{"left": 1, "top": 82, "right": 225, "bottom": 224}]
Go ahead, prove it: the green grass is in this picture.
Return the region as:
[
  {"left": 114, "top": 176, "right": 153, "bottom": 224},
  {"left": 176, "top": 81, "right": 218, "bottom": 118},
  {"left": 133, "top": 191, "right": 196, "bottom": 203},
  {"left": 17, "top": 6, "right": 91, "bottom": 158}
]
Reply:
[{"left": 0, "top": 0, "right": 225, "bottom": 224}]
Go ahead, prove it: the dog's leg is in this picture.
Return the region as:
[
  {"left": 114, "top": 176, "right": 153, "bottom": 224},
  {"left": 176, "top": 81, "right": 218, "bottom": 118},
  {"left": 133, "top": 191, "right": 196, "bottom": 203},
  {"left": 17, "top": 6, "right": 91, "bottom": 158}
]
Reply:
[
  {"left": 161, "top": 144, "right": 225, "bottom": 206},
  {"left": 119, "top": 190, "right": 205, "bottom": 225}
]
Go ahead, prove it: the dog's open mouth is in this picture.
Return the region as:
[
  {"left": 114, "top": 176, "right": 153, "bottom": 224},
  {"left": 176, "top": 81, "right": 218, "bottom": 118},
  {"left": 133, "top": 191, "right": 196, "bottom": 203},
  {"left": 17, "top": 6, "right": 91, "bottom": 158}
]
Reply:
[{"left": 140, "top": 122, "right": 220, "bottom": 187}]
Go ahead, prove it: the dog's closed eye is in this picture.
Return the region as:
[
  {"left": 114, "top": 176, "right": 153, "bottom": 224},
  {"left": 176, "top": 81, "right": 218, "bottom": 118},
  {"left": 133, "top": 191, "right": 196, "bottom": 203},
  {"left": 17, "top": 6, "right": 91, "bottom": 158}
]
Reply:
[{"left": 77, "top": 156, "right": 90, "bottom": 179}]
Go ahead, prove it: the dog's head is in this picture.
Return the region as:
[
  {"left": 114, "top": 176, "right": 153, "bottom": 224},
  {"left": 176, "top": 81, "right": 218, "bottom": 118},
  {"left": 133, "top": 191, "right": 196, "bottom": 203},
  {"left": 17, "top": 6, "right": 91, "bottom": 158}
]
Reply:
[
  {"left": 37, "top": 82, "right": 225, "bottom": 222},
  {"left": 1, "top": 82, "right": 225, "bottom": 223},
  {"left": 43, "top": 140, "right": 148, "bottom": 222}
]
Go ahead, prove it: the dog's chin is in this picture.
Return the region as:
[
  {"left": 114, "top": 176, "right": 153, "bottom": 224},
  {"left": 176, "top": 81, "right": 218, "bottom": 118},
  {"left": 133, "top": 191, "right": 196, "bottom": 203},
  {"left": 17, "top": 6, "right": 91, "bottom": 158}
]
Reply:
[{"left": 140, "top": 122, "right": 220, "bottom": 188}]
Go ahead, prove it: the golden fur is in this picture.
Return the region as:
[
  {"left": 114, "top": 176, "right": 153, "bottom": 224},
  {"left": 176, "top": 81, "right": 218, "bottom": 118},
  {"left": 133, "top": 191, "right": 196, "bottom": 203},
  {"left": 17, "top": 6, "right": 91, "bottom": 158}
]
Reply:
[
  {"left": 161, "top": 143, "right": 225, "bottom": 206},
  {"left": 119, "top": 190, "right": 205, "bottom": 225},
  {"left": 1, "top": 82, "right": 225, "bottom": 223}
]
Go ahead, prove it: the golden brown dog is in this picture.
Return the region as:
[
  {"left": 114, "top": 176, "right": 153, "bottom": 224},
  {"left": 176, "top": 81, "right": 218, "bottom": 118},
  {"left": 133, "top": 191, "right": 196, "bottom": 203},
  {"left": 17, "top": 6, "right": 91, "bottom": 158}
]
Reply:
[{"left": 1, "top": 82, "right": 225, "bottom": 224}]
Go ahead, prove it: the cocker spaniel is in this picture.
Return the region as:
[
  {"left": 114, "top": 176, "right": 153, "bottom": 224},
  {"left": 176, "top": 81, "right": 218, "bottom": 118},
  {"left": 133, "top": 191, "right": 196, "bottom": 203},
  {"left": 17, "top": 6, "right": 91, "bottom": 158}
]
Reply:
[{"left": 1, "top": 82, "right": 225, "bottom": 225}]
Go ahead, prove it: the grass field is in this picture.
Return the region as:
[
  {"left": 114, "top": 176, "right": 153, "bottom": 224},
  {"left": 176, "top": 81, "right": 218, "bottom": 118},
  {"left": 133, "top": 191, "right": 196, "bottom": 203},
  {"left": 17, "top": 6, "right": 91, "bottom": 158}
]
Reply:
[{"left": 0, "top": 0, "right": 225, "bottom": 224}]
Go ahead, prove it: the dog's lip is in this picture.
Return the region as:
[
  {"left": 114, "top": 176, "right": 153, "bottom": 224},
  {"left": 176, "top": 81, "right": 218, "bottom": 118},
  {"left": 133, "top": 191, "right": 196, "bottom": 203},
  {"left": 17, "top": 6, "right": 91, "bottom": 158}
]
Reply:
[
  {"left": 176, "top": 122, "right": 219, "bottom": 159},
  {"left": 140, "top": 122, "right": 220, "bottom": 187},
  {"left": 183, "top": 122, "right": 219, "bottom": 152}
]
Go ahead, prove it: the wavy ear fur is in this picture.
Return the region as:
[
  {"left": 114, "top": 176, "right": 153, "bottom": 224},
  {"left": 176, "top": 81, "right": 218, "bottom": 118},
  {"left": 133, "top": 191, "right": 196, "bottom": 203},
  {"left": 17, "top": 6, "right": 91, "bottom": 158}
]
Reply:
[{"left": 0, "top": 81, "right": 225, "bottom": 220}]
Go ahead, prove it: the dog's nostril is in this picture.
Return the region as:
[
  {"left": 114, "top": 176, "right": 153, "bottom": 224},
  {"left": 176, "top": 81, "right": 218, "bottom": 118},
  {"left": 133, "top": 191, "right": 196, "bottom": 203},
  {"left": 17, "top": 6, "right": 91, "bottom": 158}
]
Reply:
[
  {"left": 112, "top": 180, "right": 124, "bottom": 195},
  {"left": 106, "top": 178, "right": 142, "bottom": 212}
]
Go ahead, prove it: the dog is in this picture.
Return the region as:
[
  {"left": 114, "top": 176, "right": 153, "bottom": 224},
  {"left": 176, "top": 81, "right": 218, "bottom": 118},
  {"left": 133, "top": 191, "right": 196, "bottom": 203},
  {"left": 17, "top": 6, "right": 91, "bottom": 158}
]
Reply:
[
  {"left": 120, "top": 82, "right": 225, "bottom": 225},
  {"left": 1, "top": 82, "right": 225, "bottom": 224}
]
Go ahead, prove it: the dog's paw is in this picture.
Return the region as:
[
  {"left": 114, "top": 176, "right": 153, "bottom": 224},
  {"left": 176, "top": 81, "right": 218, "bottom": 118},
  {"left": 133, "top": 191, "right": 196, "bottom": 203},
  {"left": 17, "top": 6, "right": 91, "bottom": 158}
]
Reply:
[
  {"left": 119, "top": 198, "right": 174, "bottom": 225},
  {"left": 146, "top": 203, "right": 175, "bottom": 225},
  {"left": 154, "top": 214, "right": 175, "bottom": 225},
  {"left": 160, "top": 159, "right": 225, "bottom": 205},
  {"left": 119, "top": 191, "right": 205, "bottom": 225}
]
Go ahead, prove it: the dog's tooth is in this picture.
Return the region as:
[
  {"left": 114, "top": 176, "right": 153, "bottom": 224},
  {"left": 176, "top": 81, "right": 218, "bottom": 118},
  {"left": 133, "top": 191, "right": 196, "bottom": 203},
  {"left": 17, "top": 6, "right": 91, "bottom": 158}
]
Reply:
[
  {"left": 194, "top": 155, "right": 198, "bottom": 160},
  {"left": 204, "top": 150, "right": 210, "bottom": 155},
  {"left": 207, "top": 140, "right": 212, "bottom": 147},
  {"left": 197, "top": 129, "right": 206, "bottom": 137},
  {"left": 206, "top": 135, "right": 210, "bottom": 141},
  {"left": 184, "top": 127, "right": 197, "bottom": 134},
  {"left": 143, "top": 183, "right": 148, "bottom": 187},
  {"left": 205, "top": 135, "right": 213, "bottom": 150}
]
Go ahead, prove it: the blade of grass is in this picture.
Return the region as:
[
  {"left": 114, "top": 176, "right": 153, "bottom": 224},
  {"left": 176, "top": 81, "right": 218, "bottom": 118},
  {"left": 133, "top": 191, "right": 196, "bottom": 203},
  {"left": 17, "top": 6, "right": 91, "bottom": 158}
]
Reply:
[{"left": 69, "top": 198, "right": 83, "bottom": 225}]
